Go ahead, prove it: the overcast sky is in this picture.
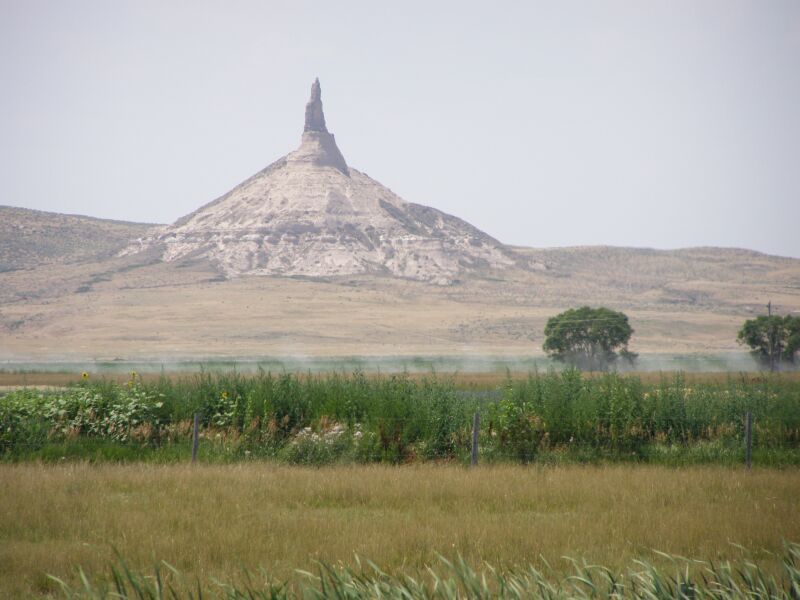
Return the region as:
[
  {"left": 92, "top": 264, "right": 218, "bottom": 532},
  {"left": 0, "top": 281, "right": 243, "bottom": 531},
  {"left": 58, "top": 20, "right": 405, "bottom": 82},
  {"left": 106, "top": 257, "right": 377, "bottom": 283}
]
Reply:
[{"left": 2, "top": 1, "right": 799, "bottom": 257}]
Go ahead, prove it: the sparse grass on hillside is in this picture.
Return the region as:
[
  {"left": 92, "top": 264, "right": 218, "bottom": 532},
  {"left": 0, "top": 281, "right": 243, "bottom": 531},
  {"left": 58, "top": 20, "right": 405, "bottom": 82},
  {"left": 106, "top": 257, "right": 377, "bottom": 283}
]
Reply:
[
  {"left": 0, "top": 464, "right": 797, "bottom": 597},
  {"left": 0, "top": 205, "right": 156, "bottom": 272},
  {"left": 2, "top": 249, "right": 798, "bottom": 359}
]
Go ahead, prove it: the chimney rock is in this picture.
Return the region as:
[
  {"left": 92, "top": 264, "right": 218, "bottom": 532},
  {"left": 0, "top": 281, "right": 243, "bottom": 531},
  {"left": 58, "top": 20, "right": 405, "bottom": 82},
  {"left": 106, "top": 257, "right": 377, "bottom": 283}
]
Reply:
[
  {"left": 304, "top": 78, "right": 328, "bottom": 133},
  {"left": 291, "top": 78, "right": 348, "bottom": 174}
]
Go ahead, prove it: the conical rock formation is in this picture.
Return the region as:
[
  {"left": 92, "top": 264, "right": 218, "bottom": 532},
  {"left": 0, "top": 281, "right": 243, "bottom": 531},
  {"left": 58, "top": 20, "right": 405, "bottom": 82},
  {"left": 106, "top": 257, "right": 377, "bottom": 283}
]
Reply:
[{"left": 124, "top": 79, "right": 518, "bottom": 284}]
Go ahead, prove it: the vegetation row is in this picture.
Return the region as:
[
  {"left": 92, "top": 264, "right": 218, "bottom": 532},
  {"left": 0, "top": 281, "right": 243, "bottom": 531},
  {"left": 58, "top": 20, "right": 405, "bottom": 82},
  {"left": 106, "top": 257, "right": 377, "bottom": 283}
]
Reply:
[{"left": 2, "top": 370, "right": 799, "bottom": 464}]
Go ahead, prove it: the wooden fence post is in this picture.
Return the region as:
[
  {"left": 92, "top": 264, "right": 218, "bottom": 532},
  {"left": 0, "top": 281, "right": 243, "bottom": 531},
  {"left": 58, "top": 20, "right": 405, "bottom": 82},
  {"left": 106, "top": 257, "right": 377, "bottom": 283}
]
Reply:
[
  {"left": 192, "top": 412, "right": 199, "bottom": 464},
  {"left": 744, "top": 411, "right": 753, "bottom": 470},
  {"left": 471, "top": 412, "right": 480, "bottom": 467}
]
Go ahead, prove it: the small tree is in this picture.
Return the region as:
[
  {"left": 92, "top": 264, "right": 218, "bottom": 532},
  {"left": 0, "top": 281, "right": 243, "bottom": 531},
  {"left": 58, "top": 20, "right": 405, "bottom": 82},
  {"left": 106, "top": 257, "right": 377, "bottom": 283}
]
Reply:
[
  {"left": 543, "top": 306, "right": 636, "bottom": 371},
  {"left": 737, "top": 315, "right": 800, "bottom": 369}
]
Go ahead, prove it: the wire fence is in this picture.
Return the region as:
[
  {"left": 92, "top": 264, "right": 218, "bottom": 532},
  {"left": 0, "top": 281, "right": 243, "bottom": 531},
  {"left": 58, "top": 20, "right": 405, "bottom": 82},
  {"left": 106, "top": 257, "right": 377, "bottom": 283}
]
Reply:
[{"left": 0, "top": 409, "right": 778, "bottom": 467}]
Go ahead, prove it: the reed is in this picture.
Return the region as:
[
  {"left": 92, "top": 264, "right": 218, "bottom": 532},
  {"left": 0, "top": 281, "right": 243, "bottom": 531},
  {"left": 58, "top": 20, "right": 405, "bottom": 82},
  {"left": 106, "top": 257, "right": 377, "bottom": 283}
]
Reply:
[{"left": 50, "top": 544, "right": 800, "bottom": 599}]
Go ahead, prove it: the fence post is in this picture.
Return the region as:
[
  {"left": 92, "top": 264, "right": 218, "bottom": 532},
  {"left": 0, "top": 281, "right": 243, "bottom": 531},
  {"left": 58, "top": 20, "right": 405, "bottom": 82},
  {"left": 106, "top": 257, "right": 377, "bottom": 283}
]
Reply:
[
  {"left": 744, "top": 411, "right": 753, "bottom": 470},
  {"left": 192, "top": 412, "right": 199, "bottom": 464},
  {"left": 471, "top": 412, "right": 480, "bottom": 467}
]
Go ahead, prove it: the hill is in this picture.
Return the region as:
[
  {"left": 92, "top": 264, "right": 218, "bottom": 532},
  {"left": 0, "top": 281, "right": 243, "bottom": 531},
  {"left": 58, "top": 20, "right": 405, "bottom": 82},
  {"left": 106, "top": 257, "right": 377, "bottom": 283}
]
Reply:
[
  {"left": 1, "top": 79, "right": 799, "bottom": 364},
  {"left": 0, "top": 240, "right": 797, "bottom": 363},
  {"left": 0, "top": 205, "right": 156, "bottom": 272},
  {"left": 123, "top": 79, "right": 524, "bottom": 284}
]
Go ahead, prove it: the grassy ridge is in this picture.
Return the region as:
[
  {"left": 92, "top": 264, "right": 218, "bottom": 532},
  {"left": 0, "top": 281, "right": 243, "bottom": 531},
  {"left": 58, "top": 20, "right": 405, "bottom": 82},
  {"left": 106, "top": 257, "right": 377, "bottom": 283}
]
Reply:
[
  {"left": 1, "top": 464, "right": 798, "bottom": 597},
  {"left": 2, "top": 370, "right": 799, "bottom": 464}
]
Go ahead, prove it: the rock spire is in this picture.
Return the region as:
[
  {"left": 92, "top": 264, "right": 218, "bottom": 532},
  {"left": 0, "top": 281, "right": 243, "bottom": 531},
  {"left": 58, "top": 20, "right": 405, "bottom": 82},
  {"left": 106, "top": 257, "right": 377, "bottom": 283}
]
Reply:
[
  {"left": 290, "top": 78, "right": 348, "bottom": 174},
  {"left": 121, "top": 78, "right": 520, "bottom": 284},
  {"left": 304, "top": 78, "right": 327, "bottom": 133}
]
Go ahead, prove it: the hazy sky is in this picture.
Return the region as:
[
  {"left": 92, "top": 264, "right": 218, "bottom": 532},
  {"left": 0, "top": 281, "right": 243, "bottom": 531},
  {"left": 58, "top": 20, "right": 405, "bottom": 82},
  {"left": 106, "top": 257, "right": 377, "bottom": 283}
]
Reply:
[{"left": 2, "top": 1, "right": 799, "bottom": 257}]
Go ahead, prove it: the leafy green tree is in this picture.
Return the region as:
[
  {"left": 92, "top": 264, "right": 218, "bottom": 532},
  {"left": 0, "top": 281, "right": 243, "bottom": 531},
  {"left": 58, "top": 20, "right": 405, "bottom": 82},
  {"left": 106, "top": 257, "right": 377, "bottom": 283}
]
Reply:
[
  {"left": 737, "top": 315, "right": 800, "bottom": 367},
  {"left": 543, "top": 306, "right": 636, "bottom": 371}
]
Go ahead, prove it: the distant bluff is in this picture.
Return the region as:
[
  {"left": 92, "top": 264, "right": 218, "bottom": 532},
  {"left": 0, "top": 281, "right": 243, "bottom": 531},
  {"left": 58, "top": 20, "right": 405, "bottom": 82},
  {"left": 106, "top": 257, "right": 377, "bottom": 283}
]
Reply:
[{"left": 123, "top": 79, "right": 525, "bottom": 284}]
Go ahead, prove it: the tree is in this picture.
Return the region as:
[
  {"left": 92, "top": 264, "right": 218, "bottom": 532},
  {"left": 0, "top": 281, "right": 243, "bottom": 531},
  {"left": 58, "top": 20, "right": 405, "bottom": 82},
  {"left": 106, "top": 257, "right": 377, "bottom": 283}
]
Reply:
[
  {"left": 737, "top": 315, "right": 800, "bottom": 369},
  {"left": 543, "top": 306, "right": 636, "bottom": 371}
]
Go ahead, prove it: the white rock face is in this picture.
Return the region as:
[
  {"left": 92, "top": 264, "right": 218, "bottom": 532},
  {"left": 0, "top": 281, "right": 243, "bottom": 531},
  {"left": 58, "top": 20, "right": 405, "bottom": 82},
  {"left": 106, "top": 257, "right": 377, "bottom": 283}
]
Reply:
[{"left": 124, "top": 79, "right": 517, "bottom": 284}]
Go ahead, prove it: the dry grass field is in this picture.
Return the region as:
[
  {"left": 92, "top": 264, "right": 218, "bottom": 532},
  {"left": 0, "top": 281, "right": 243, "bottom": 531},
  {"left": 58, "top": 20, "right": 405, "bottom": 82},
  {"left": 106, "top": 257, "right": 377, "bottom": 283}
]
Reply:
[
  {"left": 1, "top": 243, "right": 799, "bottom": 362},
  {"left": 0, "top": 464, "right": 798, "bottom": 597}
]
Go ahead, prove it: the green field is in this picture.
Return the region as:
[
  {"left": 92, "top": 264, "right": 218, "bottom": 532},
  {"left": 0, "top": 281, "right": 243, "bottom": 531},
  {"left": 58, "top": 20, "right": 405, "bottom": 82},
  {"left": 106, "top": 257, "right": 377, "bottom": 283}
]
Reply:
[
  {"left": 2, "top": 370, "right": 799, "bottom": 465},
  {"left": 2, "top": 371, "right": 799, "bottom": 597}
]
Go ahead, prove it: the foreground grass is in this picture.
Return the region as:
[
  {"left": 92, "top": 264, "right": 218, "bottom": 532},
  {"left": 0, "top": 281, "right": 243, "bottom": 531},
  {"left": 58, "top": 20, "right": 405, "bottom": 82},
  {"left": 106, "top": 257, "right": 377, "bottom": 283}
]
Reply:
[
  {"left": 51, "top": 547, "right": 800, "bottom": 599},
  {"left": 0, "top": 464, "right": 798, "bottom": 597}
]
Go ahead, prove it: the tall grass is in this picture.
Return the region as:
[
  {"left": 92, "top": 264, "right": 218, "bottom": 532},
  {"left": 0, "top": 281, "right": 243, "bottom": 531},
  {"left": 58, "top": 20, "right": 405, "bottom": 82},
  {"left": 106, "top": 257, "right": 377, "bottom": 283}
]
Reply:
[
  {"left": 489, "top": 370, "right": 800, "bottom": 462},
  {"left": 2, "top": 463, "right": 798, "bottom": 597},
  {"left": 2, "top": 370, "right": 799, "bottom": 464},
  {"left": 49, "top": 544, "right": 800, "bottom": 599}
]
